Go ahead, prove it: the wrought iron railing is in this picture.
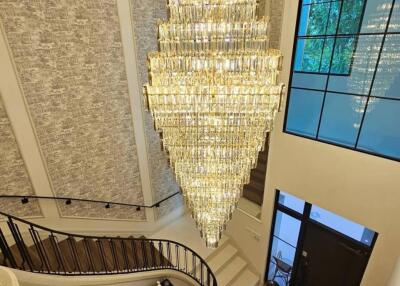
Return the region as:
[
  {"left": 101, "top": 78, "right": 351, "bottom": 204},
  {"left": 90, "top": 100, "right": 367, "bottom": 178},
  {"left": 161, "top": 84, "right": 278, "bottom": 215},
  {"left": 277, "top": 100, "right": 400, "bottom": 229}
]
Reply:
[{"left": 0, "top": 211, "right": 217, "bottom": 286}]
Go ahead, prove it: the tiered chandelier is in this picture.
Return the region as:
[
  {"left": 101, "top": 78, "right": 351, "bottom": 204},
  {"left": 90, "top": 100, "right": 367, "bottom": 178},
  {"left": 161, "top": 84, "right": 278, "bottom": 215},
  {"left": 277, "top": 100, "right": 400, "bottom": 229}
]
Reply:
[{"left": 144, "top": 0, "right": 283, "bottom": 247}]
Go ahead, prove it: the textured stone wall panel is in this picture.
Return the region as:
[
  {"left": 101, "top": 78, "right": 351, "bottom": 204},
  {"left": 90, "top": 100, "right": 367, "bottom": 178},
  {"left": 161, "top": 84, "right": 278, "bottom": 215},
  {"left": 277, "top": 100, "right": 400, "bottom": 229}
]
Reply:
[
  {"left": 0, "top": 0, "right": 145, "bottom": 220},
  {"left": 130, "top": 0, "right": 183, "bottom": 218},
  {"left": 0, "top": 95, "right": 42, "bottom": 217},
  {"left": 269, "top": 0, "right": 285, "bottom": 49}
]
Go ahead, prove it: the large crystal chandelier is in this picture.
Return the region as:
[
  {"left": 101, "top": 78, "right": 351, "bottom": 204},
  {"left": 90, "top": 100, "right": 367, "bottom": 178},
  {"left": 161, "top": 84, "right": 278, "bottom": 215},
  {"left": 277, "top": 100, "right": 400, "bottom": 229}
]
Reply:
[{"left": 144, "top": 0, "right": 283, "bottom": 248}]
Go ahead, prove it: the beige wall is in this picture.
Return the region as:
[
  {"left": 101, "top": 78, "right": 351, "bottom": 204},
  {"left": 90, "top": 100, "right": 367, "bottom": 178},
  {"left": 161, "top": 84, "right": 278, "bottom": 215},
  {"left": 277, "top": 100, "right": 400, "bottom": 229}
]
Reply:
[
  {"left": 228, "top": 1, "right": 400, "bottom": 285},
  {"left": 260, "top": 0, "right": 400, "bottom": 285}
]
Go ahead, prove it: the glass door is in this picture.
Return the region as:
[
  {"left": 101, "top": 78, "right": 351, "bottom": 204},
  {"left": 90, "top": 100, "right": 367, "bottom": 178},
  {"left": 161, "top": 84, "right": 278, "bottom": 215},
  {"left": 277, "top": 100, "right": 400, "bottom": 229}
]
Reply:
[{"left": 265, "top": 190, "right": 378, "bottom": 286}]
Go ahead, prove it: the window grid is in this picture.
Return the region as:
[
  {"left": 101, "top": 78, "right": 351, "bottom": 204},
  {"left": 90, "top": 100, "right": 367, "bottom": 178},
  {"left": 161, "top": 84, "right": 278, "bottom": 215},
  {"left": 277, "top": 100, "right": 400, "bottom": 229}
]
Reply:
[
  {"left": 284, "top": 0, "right": 400, "bottom": 162},
  {"left": 294, "top": 0, "right": 367, "bottom": 76}
]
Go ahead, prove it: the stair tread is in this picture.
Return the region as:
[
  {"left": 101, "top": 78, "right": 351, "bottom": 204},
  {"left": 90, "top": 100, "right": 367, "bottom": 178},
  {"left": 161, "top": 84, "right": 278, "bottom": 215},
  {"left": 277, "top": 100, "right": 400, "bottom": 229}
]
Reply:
[
  {"left": 216, "top": 256, "right": 247, "bottom": 286},
  {"left": 230, "top": 269, "right": 259, "bottom": 286},
  {"left": 246, "top": 180, "right": 265, "bottom": 192},
  {"left": 208, "top": 244, "right": 238, "bottom": 273}
]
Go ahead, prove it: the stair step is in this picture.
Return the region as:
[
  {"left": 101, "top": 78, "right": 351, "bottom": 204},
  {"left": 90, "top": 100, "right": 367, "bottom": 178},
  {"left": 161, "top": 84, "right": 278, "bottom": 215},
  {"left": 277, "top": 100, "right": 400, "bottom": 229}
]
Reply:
[
  {"left": 230, "top": 269, "right": 259, "bottom": 286},
  {"left": 208, "top": 244, "right": 238, "bottom": 274},
  {"left": 216, "top": 256, "right": 247, "bottom": 286},
  {"left": 247, "top": 180, "right": 265, "bottom": 192},
  {"left": 242, "top": 186, "right": 263, "bottom": 206},
  {"left": 250, "top": 168, "right": 266, "bottom": 184}
]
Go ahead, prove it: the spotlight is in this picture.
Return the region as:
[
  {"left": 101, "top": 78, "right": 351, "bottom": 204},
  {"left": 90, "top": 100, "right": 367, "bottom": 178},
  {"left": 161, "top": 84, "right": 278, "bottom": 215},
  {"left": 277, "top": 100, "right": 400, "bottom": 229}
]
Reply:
[
  {"left": 136, "top": 206, "right": 141, "bottom": 211},
  {"left": 105, "top": 203, "right": 111, "bottom": 209},
  {"left": 21, "top": 197, "right": 29, "bottom": 204},
  {"left": 65, "top": 199, "right": 72, "bottom": 205}
]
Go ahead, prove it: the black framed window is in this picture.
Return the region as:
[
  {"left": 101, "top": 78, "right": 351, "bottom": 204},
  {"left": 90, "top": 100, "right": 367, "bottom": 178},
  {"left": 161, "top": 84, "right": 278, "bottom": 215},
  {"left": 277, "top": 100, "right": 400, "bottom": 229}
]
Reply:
[
  {"left": 265, "top": 190, "right": 378, "bottom": 285},
  {"left": 284, "top": 0, "right": 400, "bottom": 161},
  {"left": 295, "top": 0, "right": 366, "bottom": 75}
]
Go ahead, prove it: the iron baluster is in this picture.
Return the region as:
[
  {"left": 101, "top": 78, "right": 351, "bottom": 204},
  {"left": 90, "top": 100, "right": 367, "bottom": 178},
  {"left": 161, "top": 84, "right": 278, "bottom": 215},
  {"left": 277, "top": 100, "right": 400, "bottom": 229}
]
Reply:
[
  {"left": 67, "top": 236, "right": 81, "bottom": 274},
  {"left": 166, "top": 242, "right": 172, "bottom": 267},
  {"left": 83, "top": 238, "right": 96, "bottom": 273},
  {"left": 150, "top": 241, "right": 156, "bottom": 268},
  {"left": 7, "top": 220, "right": 31, "bottom": 271},
  {"left": 32, "top": 228, "right": 52, "bottom": 273},
  {"left": 0, "top": 228, "right": 17, "bottom": 268},
  {"left": 175, "top": 244, "right": 180, "bottom": 270},
  {"left": 109, "top": 239, "right": 120, "bottom": 273},
  {"left": 184, "top": 248, "right": 188, "bottom": 274},
  {"left": 192, "top": 252, "right": 197, "bottom": 280},
  {"left": 158, "top": 241, "right": 165, "bottom": 268},
  {"left": 97, "top": 239, "right": 108, "bottom": 273},
  {"left": 131, "top": 240, "right": 139, "bottom": 269},
  {"left": 200, "top": 262, "right": 204, "bottom": 285},
  {"left": 49, "top": 233, "right": 66, "bottom": 274},
  {"left": 141, "top": 240, "right": 148, "bottom": 269},
  {"left": 120, "top": 239, "right": 130, "bottom": 271}
]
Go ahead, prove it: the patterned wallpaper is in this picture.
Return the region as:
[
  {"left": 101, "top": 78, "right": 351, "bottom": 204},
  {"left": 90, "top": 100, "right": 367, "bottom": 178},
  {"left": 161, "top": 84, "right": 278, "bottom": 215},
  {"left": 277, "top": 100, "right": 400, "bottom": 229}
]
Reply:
[
  {"left": 0, "top": 94, "right": 42, "bottom": 217},
  {"left": 269, "top": 0, "right": 285, "bottom": 49},
  {"left": 130, "top": 0, "right": 183, "bottom": 218},
  {"left": 0, "top": 0, "right": 145, "bottom": 220}
]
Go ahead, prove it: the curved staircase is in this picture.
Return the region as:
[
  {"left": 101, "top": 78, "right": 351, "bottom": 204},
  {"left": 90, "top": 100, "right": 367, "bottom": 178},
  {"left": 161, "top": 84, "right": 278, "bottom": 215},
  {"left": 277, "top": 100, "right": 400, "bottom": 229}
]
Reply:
[{"left": 0, "top": 211, "right": 217, "bottom": 286}]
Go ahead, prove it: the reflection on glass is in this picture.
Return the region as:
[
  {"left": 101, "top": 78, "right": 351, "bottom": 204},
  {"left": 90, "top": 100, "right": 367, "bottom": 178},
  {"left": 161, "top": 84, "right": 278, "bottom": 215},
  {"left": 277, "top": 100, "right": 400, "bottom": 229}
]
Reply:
[
  {"left": 268, "top": 211, "right": 301, "bottom": 286},
  {"left": 286, "top": 89, "right": 324, "bottom": 137},
  {"left": 389, "top": 1, "right": 400, "bottom": 32},
  {"left": 318, "top": 93, "right": 367, "bottom": 147},
  {"left": 328, "top": 35, "right": 383, "bottom": 95},
  {"left": 360, "top": 0, "right": 394, "bottom": 33},
  {"left": 285, "top": 0, "right": 400, "bottom": 160},
  {"left": 278, "top": 191, "right": 305, "bottom": 213},
  {"left": 310, "top": 205, "right": 376, "bottom": 246},
  {"left": 357, "top": 99, "right": 400, "bottom": 159},
  {"left": 372, "top": 35, "right": 400, "bottom": 99}
]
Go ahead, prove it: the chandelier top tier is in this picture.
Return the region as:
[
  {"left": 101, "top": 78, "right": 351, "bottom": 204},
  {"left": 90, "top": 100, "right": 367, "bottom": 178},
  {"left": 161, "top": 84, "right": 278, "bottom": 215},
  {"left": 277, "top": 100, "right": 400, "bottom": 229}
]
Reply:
[{"left": 145, "top": 0, "right": 283, "bottom": 248}]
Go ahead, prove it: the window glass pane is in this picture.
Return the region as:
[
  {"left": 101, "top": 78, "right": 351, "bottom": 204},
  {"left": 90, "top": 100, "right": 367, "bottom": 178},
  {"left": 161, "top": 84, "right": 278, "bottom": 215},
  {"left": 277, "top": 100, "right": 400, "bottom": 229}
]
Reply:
[
  {"left": 295, "top": 38, "right": 325, "bottom": 72},
  {"left": 270, "top": 237, "right": 297, "bottom": 266},
  {"left": 318, "top": 93, "right": 367, "bottom": 147},
  {"left": 328, "top": 35, "right": 383, "bottom": 95},
  {"left": 310, "top": 205, "right": 375, "bottom": 246},
  {"left": 298, "top": 4, "right": 311, "bottom": 36},
  {"left": 306, "top": 3, "right": 331, "bottom": 35},
  {"left": 389, "top": 1, "right": 400, "bottom": 32},
  {"left": 338, "top": 0, "right": 365, "bottom": 34},
  {"left": 292, "top": 73, "right": 328, "bottom": 90},
  {"left": 286, "top": 89, "right": 325, "bottom": 137},
  {"left": 326, "top": 1, "right": 341, "bottom": 34},
  {"left": 268, "top": 237, "right": 296, "bottom": 285},
  {"left": 357, "top": 98, "right": 400, "bottom": 159},
  {"left": 331, "top": 37, "right": 356, "bottom": 74},
  {"left": 360, "top": 0, "right": 393, "bottom": 33},
  {"left": 319, "top": 37, "right": 335, "bottom": 73},
  {"left": 278, "top": 191, "right": 305, "bottom": 213},
  {"left": 371, "top": 34, "right": 400, "bottom": 99},
  {"left": 273, "top": 211, "right": 301, "bottom": 254}
]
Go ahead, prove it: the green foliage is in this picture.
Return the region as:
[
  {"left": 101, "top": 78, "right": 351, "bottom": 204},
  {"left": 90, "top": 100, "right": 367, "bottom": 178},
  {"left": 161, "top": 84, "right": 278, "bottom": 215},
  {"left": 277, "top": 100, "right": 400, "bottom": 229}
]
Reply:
[{"left": 297, "top": 0, "right": 365, "bottom": 74}]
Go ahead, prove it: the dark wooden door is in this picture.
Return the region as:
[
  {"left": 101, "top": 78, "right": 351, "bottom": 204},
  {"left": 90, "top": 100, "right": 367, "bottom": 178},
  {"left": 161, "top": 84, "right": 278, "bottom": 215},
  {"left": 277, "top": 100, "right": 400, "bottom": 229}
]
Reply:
[{"left": 294, "top": 222, "right": 370, "bottom": 286}]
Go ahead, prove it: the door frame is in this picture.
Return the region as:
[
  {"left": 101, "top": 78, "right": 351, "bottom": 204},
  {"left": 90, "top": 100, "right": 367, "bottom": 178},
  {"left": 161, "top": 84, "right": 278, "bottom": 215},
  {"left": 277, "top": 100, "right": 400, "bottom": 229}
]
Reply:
[{"left": 265, "top": 190, "right": 379, "bottom": 285}]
